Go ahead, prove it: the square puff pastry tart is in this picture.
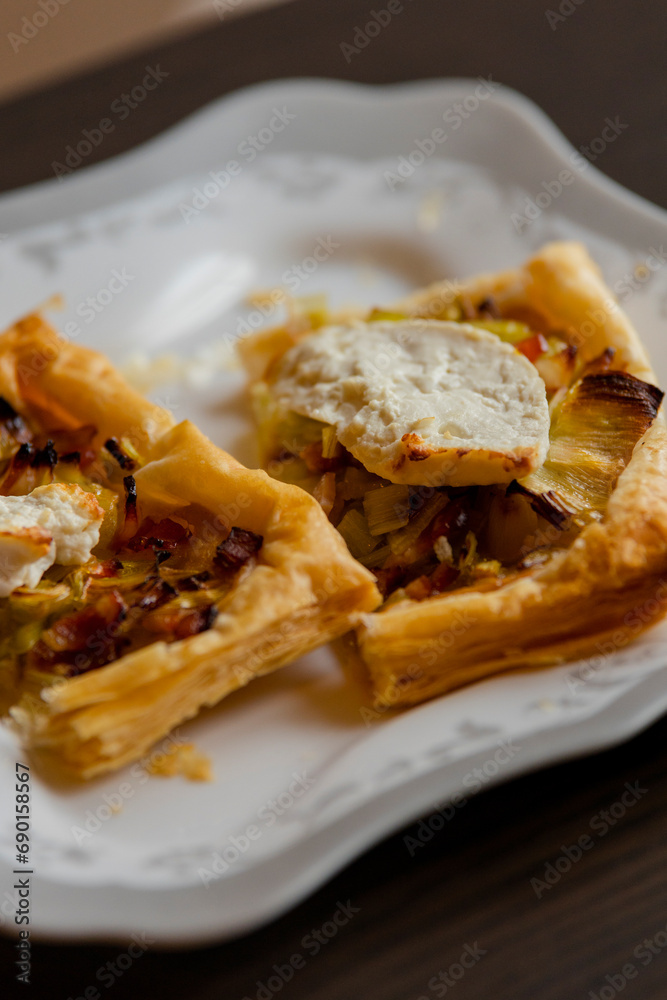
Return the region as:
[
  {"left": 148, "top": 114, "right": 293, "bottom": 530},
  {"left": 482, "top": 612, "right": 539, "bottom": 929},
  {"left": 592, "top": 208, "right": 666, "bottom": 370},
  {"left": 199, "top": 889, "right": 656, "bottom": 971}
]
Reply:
[
  {"left": 241, "top": 242, "right": 667, "bottom": 709},
  {"left": 0, "top": 314, "right": 380, "bottom": 778}
]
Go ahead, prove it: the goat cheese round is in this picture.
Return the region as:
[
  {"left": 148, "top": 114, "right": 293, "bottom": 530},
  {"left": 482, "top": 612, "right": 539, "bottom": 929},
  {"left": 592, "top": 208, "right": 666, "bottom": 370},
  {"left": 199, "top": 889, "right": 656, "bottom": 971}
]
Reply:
[
  {"left": 0, "top": 483, "right": 105, "bottom": 597},
  {"left": 269, "top": 320, "right": 550, "bottom": 486}
]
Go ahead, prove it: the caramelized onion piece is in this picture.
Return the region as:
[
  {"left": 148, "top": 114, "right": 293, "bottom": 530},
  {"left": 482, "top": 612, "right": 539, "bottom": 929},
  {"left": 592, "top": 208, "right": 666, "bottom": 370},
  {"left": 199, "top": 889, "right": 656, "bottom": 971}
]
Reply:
[
  {"left": 104, "top": 437, "right": 136, "bottom": 471},
  {"left": 514, "top": 367, "right": 664, "bottom": 525}
]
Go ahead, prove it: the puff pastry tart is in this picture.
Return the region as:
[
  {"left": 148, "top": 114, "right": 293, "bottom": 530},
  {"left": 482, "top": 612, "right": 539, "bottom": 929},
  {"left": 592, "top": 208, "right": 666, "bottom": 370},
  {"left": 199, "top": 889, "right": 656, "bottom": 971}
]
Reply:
[
  {"left": 0, "top": 314, "right": 380, "bottom": 778},
  {"left": 240, "top": 242, "right": 667, "bottom": 708}
]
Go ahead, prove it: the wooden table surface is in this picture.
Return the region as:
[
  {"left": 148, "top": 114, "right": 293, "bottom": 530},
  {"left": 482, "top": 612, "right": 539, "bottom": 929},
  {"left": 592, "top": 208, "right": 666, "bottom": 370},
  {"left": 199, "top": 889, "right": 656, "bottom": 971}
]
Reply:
[{"left": 1, "top": 1, "right": 666, "bottom": 997}]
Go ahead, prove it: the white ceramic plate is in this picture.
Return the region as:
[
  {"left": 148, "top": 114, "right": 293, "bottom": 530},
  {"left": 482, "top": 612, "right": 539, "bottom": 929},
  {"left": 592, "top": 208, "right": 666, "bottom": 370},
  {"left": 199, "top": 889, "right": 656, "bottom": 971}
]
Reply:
[{"left": 1, "top": 79, "right": 667, "bottom": 946}]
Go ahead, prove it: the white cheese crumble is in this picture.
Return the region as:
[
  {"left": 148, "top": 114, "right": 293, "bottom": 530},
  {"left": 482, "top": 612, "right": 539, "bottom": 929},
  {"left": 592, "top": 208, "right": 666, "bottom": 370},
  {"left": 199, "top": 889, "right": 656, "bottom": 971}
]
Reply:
[
  {"left": 0, "top": 484, "right": 105, "bottom": 597},
  {"left": 269, "top": 320, "right": 550, "bottom": 486}
]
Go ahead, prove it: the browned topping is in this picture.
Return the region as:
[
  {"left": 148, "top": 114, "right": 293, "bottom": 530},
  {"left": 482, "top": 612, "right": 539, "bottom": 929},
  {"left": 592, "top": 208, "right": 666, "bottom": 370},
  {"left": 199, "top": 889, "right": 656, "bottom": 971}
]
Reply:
[
  {"left": 300, "top": 441, "right": 342, "bottom": 473},
  {"left": 31, "top": 440, "right": 57, "bottom": 469},
  {"left": 313, "top": 471, "right": 336, "bottom": 517},
  {"left": 373, "top": 565, "right": 404, "bottom": 598},
  {"left": 119, "top": 474, "right": 139, "bottom": 543},
  {"left": 104, "top": 437, "right": 136, "bottom": 471},
  {"left": 88, "top": 559, "right": 123, "bottom": 578},
  {"left": 578, "top": 371, "right": 664, "bottom": 416},
  {"left": 430, "top": 561, "right": 459, "bottom": 594},
  {"left": 404, "top": 575, "right": 433, "bottom": 600},
  {"left": 143, "top": 603, "right": 218, "bottom": 638},
  {"left": 401, "top": 432, "right": 431, "bottom": 462},
  {"left": 508, "top": 482, "right": 573, "bottom": 529},
  {"left": 125, "top": 516, "right": 191, "bottom": 553},
  {"left": 216, "top": 527, "right": 263, "bottom": 571},
  {"left": 477, "top": 296, "right": 501, "bottom": 319},
  {"left": 137, "top": 576, "right": 177, "bottom": 611},
  {"left": 29, "top": 590, "right": 129, "bottom": 676},
  {"left": 1, "top": 442, "right": 35, "bottom": 490}
]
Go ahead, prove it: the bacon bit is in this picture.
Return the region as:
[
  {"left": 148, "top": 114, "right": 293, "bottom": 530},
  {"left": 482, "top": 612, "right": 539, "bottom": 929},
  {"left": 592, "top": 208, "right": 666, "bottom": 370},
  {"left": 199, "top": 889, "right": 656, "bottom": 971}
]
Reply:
[
  {"left": 300, "top": 441, "right": 342, "bottom": 473},
  {"left": 50, "top": 425, "right": 98, "bottom": 467},
  {"left": 126, "top": 517, "right": 191, "bottom": 553},
  {"left": 155, "top": 550, "right": 172, "bottom": 567},
  {"left": 137, "top": 577, "right": 176, "bottom": 611},
  {"left": 59, "top": 451, "right": 81, "bottom": 464},
  {"left": 401, "top": 432, "right": 431, "bottom": 462},
  {"left": 31, "top": 439, "right": 58, "bottom": 469},
  {"left": 430, "top": 561, "right": 459, "bottom": 594},
  {"left": 104, "top": 437, "right": 136, "bottom": 471},
  {"left": 373, "top": 565, "right": 404, "bottom": 598},
  {"left": 404, "top": 575, "right": 433, "bottom": 600},
  {"left": 426, "top": 497, "right": 469, "bottom": 545},
  {"left": 88, "top": 559, "right": 123, "bottom": 578},
  {"left": 216, "top": 527, "right": 263, "bottom": 571},
  {"left": 477, "top": 296, "right": 501, "bottom": 319},
  {"left": 313, "top": 471, "right": 337, "bottom": 517},
  {"left": 143, "top": 603, "right": 218, "bottom": 638},
  {"left": 41, "top": 590, "right": 127, "bottom": 654},
  {"left": 517, "top": 333, "right": 549, "bottom": 363}
]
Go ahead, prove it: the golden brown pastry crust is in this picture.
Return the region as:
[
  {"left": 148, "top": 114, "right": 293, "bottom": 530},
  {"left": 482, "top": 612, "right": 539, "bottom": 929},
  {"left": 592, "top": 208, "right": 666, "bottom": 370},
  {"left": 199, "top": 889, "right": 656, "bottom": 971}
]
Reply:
[
  {"left": 1, "top": 315, "right": 381, "bottom": 778},
  {"left": 241, "top": 242, "right": 667, "bottom": 707},
  {"left": 358, "top": 243, "right": 667, "bottom": 705}
]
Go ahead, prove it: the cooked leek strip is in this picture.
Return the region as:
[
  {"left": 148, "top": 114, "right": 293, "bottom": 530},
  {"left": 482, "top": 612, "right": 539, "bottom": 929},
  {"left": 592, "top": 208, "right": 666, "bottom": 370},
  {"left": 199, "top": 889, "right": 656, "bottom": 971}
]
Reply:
[
  {"left": 470, "top": 319, "right": 532, "bottom": 343},
  {"left": 339, "top": 466, "right": 385, "bottom": 501},
  {"left": 321, "top": 425, "right": 338, "bottom": 459},
  {"left": 367, "top": 309, "right": 408, "bottom": 323},
  {"left": 337, "top": 509, "right": 379, "bottom": 559},
  {"left": 359, "top": 545, "right": 391, "bottom": 568},
  {"left": 388, "top": 491, "right": 449, "bottom": 556},
  {"left": 515, "top": 370, "right": 664, "bottom": 525},
  {"left": 363, "top": 484, "right": 411, "bottom": 536}
]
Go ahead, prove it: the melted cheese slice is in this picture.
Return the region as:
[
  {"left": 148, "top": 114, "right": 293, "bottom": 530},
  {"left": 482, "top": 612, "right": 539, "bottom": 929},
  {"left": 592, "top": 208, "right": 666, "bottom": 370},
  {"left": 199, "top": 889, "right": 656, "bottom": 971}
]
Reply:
[
  {"left": 270, "top": 320, "right": 550, "bottom": 486},
  {"left": 0, "top": 483, "right": 104, "bottom": 597}
]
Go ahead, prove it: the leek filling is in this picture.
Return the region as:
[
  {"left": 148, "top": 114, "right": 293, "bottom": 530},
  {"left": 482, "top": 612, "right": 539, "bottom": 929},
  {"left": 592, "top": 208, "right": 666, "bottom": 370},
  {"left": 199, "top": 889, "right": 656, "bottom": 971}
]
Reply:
[
  {"left": 0, "top": 404, "right": 262, "bottom": 680},
  {"left": 254, "top": 296, "right": 663, "bottom": 603}
]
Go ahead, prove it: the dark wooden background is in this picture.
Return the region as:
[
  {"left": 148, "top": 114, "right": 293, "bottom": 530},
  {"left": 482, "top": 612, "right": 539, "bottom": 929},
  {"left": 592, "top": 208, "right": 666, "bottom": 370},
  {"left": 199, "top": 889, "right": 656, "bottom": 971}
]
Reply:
[{"left": 1, "top": 1, "right": 666, "bottom": 997}]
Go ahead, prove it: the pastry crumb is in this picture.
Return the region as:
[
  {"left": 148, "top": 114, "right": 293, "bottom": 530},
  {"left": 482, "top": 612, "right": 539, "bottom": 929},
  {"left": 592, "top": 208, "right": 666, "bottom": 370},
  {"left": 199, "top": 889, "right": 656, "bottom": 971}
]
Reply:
[{"left": 146, "top": 742, "right": 214, "bottom": 781}]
